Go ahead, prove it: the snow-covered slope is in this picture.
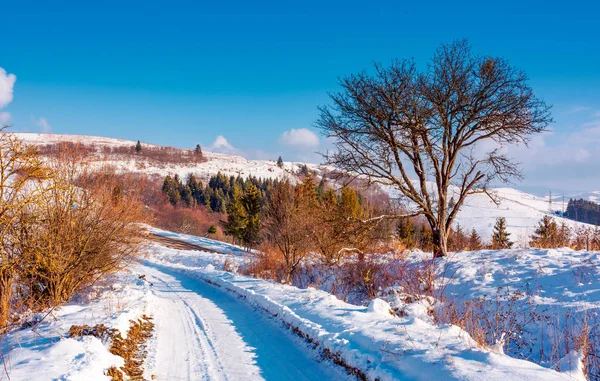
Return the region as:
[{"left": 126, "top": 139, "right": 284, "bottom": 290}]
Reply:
[
  {"left": 454, "top": 187, "right": 594, "bottom": 244},
  {"left": 15, "top": 132, "right": 321, "bottom": 182},
  {"left": 386, "top": 184, "right": 596, "bottom": 244}
]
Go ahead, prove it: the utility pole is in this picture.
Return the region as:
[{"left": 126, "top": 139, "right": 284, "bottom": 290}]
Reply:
[{"left": 549, "top": 190, "right": 552, "bottom": 213}]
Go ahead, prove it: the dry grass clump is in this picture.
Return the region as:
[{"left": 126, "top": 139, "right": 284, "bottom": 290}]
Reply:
[
  {"left": 69, "top": 315, "right": 155, "bottom": 381},
  {"left": 109, "top": 315, "right": 155, "bottom": 380}
]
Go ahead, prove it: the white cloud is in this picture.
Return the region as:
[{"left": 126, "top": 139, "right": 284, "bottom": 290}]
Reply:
[
  {"left": 35, "top": 117, "right": 52, "bottom": 133},
  {"left": 279, "top": 128, "right": 320, "bottom": 148},
  {"left": 211, "top": 135, "right": 234, "bottom": 150},
  {"left": 0, "top": 68, "right": 16, "bottom": 109},
  {"left": 209, "top": 135, "right": 239, "bottom": 155},
  {"left": 0, "top": 112, "right": 10, "bottom": 124}
]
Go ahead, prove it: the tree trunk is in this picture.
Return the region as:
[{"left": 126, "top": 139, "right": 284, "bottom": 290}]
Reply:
[
  {"left": 0, "top": 270, "right": 14, "bottom": 331},
  {"left": 432, "top": 228, "right": 448, "bottom": 258}
]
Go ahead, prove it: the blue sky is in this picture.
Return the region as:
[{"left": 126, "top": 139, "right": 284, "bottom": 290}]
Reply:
[{"left": 1, "top": 0, "right": 600, "bottom": 190}]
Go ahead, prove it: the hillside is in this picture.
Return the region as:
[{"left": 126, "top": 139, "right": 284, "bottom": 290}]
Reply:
[
  {"left": 16, "top": 132, "right": 596, "bottom": 243},
  {"left": 15, "top": 132, "right": 320, "bottom": 182}
]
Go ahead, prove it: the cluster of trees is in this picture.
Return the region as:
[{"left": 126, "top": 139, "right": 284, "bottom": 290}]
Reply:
[
  {"left": 238, "top": 176, "right": 393, "bottom": 279},
  {"left": 39, "top": 141, "right": 205, "bottom": 165},
  {"left": 0, "top": 131, "right": 145, "bottom": 331},
  {"left": 160, "top": 172, "right": 274, "bottom": 213},
  {"left": 530, "top": 215, "right": 600, "bottom": 250},
  {"left": 565, "top": 198, "right": 600, "bottom": 225}
]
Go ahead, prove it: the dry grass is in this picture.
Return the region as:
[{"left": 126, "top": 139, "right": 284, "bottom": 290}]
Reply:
[{"left": 69, "top": 315, "right": 155, "bottom": 381}]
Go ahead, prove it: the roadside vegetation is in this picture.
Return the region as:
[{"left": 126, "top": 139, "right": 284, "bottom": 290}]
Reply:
[{"left": 0, "top": 130, "right": 146, "bottom": 334}]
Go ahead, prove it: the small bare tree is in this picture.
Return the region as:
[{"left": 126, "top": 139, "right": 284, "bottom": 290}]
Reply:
[
  {"left": 262, "top": 180, "right": 313, "bottom": 279},
  {"left": 317, "top": 40, "right": 551, "bottom": 257}
]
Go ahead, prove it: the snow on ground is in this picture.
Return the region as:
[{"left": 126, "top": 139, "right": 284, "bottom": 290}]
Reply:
[
  {"left": 427, "top": 247, "right": 600, "bottom": 376},
  {"left": 141, "top": 261, "right": 350, "bottom": 381},
  {"left": 1, "top": 270, "right": 150, "bottom": 381},
  {"left": 2, "top": 229, "right": 590, "bottom": 380},
  {"left": 148, "top": 226, "right": 249, "bottom": 256},
  {"left": 142, "top": 240, "right": 575, "bottom": 381}
]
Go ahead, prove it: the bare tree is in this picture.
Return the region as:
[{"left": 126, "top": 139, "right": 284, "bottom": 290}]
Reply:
[
  {"left": 262, "top": 180, "right": 313, "bottom": 279},
  {"left": 317, "top": 40, "right": 551, "bottom": 257}
]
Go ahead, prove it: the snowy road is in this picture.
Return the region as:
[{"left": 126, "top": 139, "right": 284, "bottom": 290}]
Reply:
[{"left": 141, "top": 262, "right": 349, "bottom": 381}]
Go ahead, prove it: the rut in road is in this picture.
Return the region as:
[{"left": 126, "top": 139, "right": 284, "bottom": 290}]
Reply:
[{"left": 141, "top": 262, "right": 351, "bottom": 381}]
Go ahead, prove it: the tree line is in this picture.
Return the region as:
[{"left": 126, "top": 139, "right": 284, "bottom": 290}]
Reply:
[{"left": 564, "top": 198, "right": 600, "bottom": 225}]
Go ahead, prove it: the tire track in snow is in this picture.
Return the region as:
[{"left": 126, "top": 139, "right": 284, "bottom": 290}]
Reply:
[{"left": 141, "top": 262, "right": 351, "bottom": 381}]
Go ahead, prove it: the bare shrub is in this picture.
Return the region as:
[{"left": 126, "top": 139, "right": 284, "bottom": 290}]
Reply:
[
  {"left": 0, "top": 129, "right": 50, "bottom": 330},
  {"left": 434, "top": 286, "right": 548, "bottom": 354},
  {"left": 15, "top": 144, "right": 146, "bottom": 311},
  {"left": 151, "top": 202, "right": 224, "bottom": 238},
  {"left": 240, "top": 244, "right": 289, "bottom": 282}
]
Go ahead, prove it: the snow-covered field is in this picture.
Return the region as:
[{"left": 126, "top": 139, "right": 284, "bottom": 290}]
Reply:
[{"left": 4, "top": 229, "right": 596, "bottom": 380}]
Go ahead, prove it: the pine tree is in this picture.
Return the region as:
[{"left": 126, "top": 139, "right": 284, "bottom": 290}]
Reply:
[
  {"left": 530, "top": 215, "right": 559, "bottom": 248},
  {"left": 316, "top": 177, "right": 327, "bottom": 199},
  {"left": 207, "top": 225, "right": 217, "bottom": 235},
  {"left": 449, "top": 223, "right": 468, "bottom": 251},
  {"left": 491, "top": 217, "right": 513, "bottom": 249},
  {"left": 557, "top": 222, "right": 572, "bottom": 247},
  {"left": 224, "top": 185, "right": 247, "bottom": 243},
  {"left": 242, "top": 184, "right": 263, "bottom": 247},
  {"left": 340, "top": 186, "right": 360, "bottom": 218},
  {"left": 194, "top": 144, "right": 203, "bottom": 156},
  {"left": 277, "top": 156, "right": 284, "bottom": 168},
  {"left": 468, "top": 228, "right": 483, "bottom": 251},
  {"left": 179, "top": 184, "right": 195, "bottom": 207},
  {"left": 187, "top": 174, "right": 204, "bottom": 205},
  {"left": 396, "top": 218, "right": 416, "bottom": 249},
  {"left": 135, "top": 140, "right": 142, "bottom": 153},
  {"left": 297, "top": 174, "right": 318, "bottom": 208}
]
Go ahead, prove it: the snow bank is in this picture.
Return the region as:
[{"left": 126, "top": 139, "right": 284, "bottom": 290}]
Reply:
[
  {"left": 145, "top": 249, "right": 572, "bottom": 381},
  {"left": 1, "top": 271, "right": 151, "bottom": 381},
  {"left": 433, "top": 247, "right": 599, "bottom": 373}
]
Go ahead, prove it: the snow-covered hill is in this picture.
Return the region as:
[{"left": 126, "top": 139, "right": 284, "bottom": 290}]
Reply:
[
  {"left": 453, "top": 187, "right": 594, "bottom": 244},
  {"left": 15, "top": 132, "right": 322, "bottom": 182},
  {"left": 16, "top": 132, "right": 598, "bottom": 243}
]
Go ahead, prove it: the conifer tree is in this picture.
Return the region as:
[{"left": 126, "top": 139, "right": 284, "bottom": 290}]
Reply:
[
  {"left": 340, "top": 186, "right": 361, "bottom": 218},
  {"left": 449, "top": 223, "right": 468, "bottom": 251},
  {"left": 207, "top": 225, "right": 217, "bottom": 235},
  {"left": 242, "top": 184, "right": 263, "bottom": 247},
  {"left": 468, "top": 228, "right": 483, "bottom": 251},
  {"left": 530, "top": 215, "right": 559, "bottom": 248},
  {"left": 135, "top": 140, "right": 142, "bottom": 153},
  {"left": 396, "top": 218, "right": 416, "bottom": 249},
  {"left": 491, "top": 217, "right": 513, "bottom": 249},
  {"left": 277, "top": 156, "right": 284, "bottom": 168},
  {"left": 194, "top": 144, "right": 203, "bottom": 156},
  {"left": 187, "top": 174, "right": 204, "bottom": 205},
  {"left": 224, "top": 184, "right": 247, "bottom": 243}
]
